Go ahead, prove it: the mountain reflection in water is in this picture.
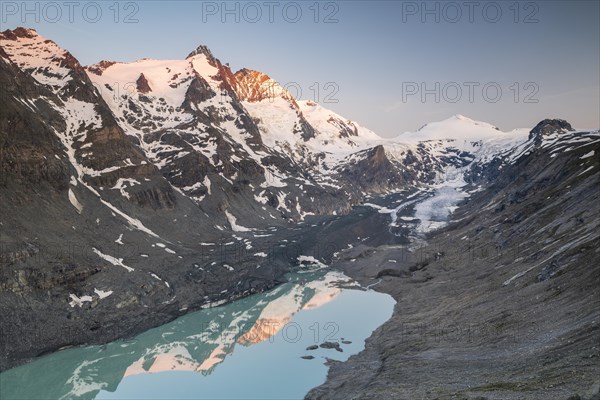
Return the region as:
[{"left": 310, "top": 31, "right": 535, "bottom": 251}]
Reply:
[{"left": 0, "top": 269, "right": 394, "bottom": 400}]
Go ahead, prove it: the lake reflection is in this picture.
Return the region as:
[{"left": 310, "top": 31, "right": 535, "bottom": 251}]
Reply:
[{"left": 0, "top": 269, "right": 395, "bottom": 400}]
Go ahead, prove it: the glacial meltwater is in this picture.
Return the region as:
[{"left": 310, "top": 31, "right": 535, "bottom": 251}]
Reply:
[{"left": 0, "top": 269, "right": 394, "bottom": 400}]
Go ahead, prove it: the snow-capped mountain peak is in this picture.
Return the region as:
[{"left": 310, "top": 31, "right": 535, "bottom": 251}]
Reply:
[
  {"left": 186, "top": 44, "right": 215, "bottom": 61},
  {"left": 450, "top": 113, "right": 476, "bottom": 122},
  {"left": 298, "top": 100, "right": 381, "bottom": 141},
  {"left": 1, "top": 26, "right": 38, "bottom": 39},
  {"left": 398, "top": 114, "right": 509, "bottom": 144},
  {"left": 0, "top": 27, "right": 86, "bottom": 93},
  {"left": 0, "top": 28, "right": 533, "bottom": 221}
]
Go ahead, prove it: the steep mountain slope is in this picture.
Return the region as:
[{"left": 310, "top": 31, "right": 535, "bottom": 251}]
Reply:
[
  {"left": 2, "top": 27, "right": 593, "bottom": 381},
  {"left": 308, "top": 122, "right": 600, "bottom": 400},
  {"left": 85, "top": 45, "right": 530, "bottom": 214},
  {"left": 0, "top": 28, "right": 292, "bottom": 371},
  {"left": 86, "top": 48, "right": 357, "bottom": 222}
]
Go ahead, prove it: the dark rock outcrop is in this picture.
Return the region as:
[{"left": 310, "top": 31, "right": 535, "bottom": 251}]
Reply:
[
  {"left": 136, "top": 73, "right": 152, "bottom": 94},
  {"left": 186, "top": 44, "right": 216, "bottom": 61},
  {"left": 308, "top": 128, "right": 600, "bottom": 400},
  {"left": 528, "top": 118, "right": 574, "bottom": 142},
  {"left": 320, "top": 341, "right": 343, "bottom": 352}
]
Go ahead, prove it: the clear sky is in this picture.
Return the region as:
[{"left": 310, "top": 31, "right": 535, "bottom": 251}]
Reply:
[{"left": 2, "top": 0, "right": 599, "bottom": 137}]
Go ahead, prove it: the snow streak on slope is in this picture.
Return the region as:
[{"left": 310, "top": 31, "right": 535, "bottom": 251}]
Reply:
[
  {"left": 1, "top": 28, "right": 170, "bottom": 241},
  {"left": 88, "top": 54, "right": 273, "bottom": 204},
  {"left": 3, "top": 28, "right": 540, "bottom": 230},
  {"left": 85, "top": 39, "right": 535, "bottom": 228}
]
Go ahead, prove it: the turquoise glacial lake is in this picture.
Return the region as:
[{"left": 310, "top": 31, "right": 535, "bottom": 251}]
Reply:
[{"left": 0, "top": 269, "right": 394, "bottom": 400}]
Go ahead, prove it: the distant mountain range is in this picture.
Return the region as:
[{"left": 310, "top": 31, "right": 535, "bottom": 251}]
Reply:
[{"left": 1, "top": 27, "right": 597, "bottom": 372}]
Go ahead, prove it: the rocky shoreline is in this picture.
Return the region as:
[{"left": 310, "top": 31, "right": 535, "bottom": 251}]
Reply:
[
  {"left": 0, "top": 203, "right": 398, "bottom": 372},
  {"left": 306, "top": 143, "right": 600, "bottom": 399},
  {"left": 308, "top": 243, "right": 599, "bottom": 399},
  {"left": 1, "top": 25, "right": 598, "bottom": 399}
]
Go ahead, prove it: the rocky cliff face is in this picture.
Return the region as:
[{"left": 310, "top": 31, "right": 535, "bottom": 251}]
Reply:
[
  {"left": 1, "top": 27, "right": 595, "bottom": 374},
  {"left": 232, "top": 68, "right": 296, "bottom": 104},
  {"left": 0, "top": 29, "right": 292, "bottom": 370},
  {"left": 528, "top": 118, "right": 574, "bottom": 142},
  {"left": 308, "top": 126, "right": 600, "bottom": 400}
]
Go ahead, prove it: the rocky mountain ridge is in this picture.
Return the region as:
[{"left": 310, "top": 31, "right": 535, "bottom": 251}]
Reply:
[
  {"left": 308, "top": 120, "right": 600, "bottom": 400},
  {"left": 1, "top": 27, "right": 596, "bottom": 376}
]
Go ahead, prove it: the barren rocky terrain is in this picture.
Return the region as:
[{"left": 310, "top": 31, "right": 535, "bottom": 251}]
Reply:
[
  {"left": 308, "top": 125, "right": 600, "bottom": 400},
  {"left": 1, "top": 27, "right": 598, "bottom": 400}
]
